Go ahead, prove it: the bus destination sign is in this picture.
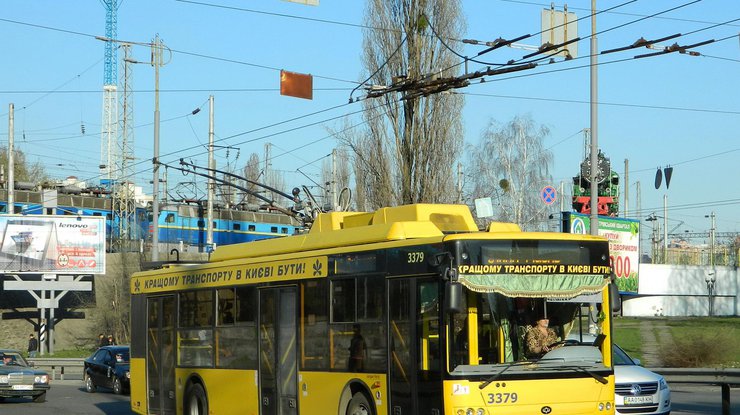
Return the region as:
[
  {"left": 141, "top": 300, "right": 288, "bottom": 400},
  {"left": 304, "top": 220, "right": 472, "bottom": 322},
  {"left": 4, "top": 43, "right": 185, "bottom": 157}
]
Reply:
[{"left": 133, "top": 256, "right": 329, "bottom": 293}]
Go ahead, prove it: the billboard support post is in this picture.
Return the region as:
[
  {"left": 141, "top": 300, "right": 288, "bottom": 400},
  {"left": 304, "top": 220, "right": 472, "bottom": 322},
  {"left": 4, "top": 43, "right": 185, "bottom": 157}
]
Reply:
[{"left": 5, "top": 275, "right": 92, "bottom": 356}]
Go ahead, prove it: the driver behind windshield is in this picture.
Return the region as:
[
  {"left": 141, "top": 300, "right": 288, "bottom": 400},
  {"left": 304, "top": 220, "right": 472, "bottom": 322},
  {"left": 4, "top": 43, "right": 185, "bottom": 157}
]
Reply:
[
  {"left": 525, "top": 315, "right": 561, "bottom": 358},
  {"left": 0, "top": 353, "right": 14, "bottom": 365}
]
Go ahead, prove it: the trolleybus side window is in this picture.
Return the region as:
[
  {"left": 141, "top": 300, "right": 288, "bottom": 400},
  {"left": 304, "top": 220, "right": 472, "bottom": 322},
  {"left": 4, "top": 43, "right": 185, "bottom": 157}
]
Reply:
[
  {"left": 301, "top": 280, "right": 329, "bottom": 370},
  {"left": 178, "top": 290, "right": 214, "bottom": 367},
  {"left": 329, "top": 276, "right": 386, "bottom": 372},
  {"left": 215, "top": 287, "right": 258, "bottom": 369}
]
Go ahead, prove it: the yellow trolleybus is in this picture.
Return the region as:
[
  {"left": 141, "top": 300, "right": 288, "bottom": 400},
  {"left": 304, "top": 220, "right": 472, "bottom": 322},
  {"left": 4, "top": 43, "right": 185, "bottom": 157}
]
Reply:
[{"left": 129, "top": 204, "right": 620, "bottom": 415}]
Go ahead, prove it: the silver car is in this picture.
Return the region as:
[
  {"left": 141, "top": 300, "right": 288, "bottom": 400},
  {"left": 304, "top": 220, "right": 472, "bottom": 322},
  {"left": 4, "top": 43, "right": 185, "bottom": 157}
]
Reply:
[
  {"left": 559, "top": 334, "right": 671, "bottom": 414},
  {"left": 613, "top": 343, "right": 671, "bottom": 415}
]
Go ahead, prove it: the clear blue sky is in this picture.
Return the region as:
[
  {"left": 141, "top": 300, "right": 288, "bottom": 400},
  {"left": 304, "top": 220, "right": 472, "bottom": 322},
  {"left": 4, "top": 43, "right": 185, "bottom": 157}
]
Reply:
[{"left": 1, "top": 0, "right": 739, "bottom": 241}]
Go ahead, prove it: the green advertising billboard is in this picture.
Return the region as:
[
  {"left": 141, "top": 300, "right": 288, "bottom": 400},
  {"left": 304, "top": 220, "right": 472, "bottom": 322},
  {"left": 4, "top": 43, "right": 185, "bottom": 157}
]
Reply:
[{"left": 564, "top": 212, "right": 640, "bottom": 293}]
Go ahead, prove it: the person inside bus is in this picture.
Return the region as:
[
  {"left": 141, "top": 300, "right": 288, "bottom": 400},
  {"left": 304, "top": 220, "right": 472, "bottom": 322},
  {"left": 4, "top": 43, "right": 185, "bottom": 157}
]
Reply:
[
  {"left": 348, "top": 324, "right": 367, "bottom": 372},
  {"left": 524, "top": 314, "right": 561, "bottom": 359}
]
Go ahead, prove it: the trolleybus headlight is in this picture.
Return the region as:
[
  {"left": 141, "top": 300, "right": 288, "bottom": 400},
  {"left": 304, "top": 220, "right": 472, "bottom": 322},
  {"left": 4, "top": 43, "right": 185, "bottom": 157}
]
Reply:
[
  {"left": 477, "top": 408, "right": 486, "bottom": 415},
  {"left": 606, "top": 402, "right": 612, "bottom": 410},
  {"left": 598, "top": 402, "right": 604, "bottom": 411}
]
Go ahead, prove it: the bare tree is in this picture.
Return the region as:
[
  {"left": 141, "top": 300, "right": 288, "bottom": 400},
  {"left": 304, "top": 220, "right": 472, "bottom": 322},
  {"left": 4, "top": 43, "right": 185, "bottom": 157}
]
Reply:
[
  {"left": 0, "top": 147, "right": 48, "bottom": 184},
  {"left": 320, "top": 148, "right": 352, "bottom": 210},
  {"left": 467, "top": 115, "right": 553, "bottom": 231},
  {"left": 242, "top": 152, "right": 262, "bottom": 206},
  {"left": 340, "top": 0, "right": 465, "bottom": 208},
  {"left": 86, "top": 252, "right": 141, "bottom": 345}
]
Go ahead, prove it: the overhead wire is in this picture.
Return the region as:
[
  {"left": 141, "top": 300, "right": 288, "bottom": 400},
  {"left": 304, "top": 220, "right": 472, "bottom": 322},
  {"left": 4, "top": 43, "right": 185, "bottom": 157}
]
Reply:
[
  {"left": 460, "top": 91, "right": 740, "bottom": 115},
  {"left": 497, "top": 0, "right": 740, "bottom": 28},
  {"left": 4, "top": 4, "right": 738, "bottom": 211}
]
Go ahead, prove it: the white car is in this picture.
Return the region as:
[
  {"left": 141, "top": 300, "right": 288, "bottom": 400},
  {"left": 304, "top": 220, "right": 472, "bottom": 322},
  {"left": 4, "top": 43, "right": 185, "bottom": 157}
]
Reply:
[{"left": 612, "top": 343, "right": 671, "bottom": 415}]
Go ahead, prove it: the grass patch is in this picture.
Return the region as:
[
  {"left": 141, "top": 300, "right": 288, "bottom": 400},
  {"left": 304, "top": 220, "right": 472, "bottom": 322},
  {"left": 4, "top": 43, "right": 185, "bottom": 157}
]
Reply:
[
  {"left": 613, "top": 317, "right": 740, "bottom": 368},
  {"left": 661, "top": 330, "right": 735, "bottom": 367},
  {"left": 612, "top": 325, "right": 644, "bottom": 362},
  {"left": 40, "top": 348, "right": 95, "bottom": 358}
]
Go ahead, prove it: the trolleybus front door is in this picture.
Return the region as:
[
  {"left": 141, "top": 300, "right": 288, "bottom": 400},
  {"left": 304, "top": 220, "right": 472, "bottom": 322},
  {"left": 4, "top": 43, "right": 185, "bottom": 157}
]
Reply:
[
  {"left": 146, "top": 295, "right": 177, "bottom": 415},
  {"left": 259, "top": 287, "right": 298, "bottom": 415},
  {"left": 388, "top": 277, "right": 442, "bottom": 415}
]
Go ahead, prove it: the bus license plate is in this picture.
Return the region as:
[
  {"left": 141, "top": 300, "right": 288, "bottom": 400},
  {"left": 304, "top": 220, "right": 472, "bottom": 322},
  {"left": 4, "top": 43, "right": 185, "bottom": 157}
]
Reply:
[
  {"left": 624, "top": 396, "right": 653, "bottom": 405},
  {"left": 12, "top": 385, "right": 33, "bottom": 390}
]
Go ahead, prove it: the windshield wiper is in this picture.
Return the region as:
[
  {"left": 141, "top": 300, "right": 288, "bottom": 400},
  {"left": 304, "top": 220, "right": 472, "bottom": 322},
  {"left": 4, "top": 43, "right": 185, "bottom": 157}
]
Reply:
[
  {"left": 555, "top": 365, "right": 608, "bottom": 384},
  {"left": 478, "top": 360, "right": 535, "bottom": 389}
]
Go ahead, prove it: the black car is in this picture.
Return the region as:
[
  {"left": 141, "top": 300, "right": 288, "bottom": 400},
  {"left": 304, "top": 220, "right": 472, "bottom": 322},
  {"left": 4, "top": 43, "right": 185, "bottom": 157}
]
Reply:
[
  {"left": 83, "top": 345, "right": 130, "bottom": 395},
  {"left": 0, "top": 349, "right": 50, "bottom": 403}
]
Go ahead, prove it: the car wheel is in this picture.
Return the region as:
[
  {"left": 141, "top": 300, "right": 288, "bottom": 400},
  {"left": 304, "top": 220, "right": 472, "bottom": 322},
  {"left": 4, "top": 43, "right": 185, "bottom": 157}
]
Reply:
[
  {"left": 113, "top": 377, "right": 123, "bottom": 395},
  {"left": 33, "top": 391, "right": 46, "bottom": 403},
  {"left": 85, "top": 373, "right": 97, "bottom": 393},
  {"left": 184, "top": 383, "right": 208, "bottom": 415},
  {"left": 347, "top": 392, "right": 372, "bottom": 415}
]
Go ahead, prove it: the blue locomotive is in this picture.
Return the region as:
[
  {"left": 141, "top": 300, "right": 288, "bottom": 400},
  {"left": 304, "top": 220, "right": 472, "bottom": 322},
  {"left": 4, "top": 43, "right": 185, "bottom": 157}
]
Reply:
[{"left": 0, "top": 186, "right": 299, "bottom": 251}]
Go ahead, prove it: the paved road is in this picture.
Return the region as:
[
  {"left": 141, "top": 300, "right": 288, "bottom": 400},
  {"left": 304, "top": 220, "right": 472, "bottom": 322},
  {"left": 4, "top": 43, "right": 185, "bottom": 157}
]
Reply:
[
  {"left": 0, "top": 380, "right": 132, "bottom": 415},
  {"left": 1, "top": 380, "right": 736, "bottom": 414},
  {"left": 671, "top": 384, "right": 739, "bottom": 415}
]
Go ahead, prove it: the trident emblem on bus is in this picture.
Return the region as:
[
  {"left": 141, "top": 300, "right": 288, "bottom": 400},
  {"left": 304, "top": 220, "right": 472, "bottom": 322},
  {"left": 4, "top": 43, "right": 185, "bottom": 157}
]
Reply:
[{"left": 312, "top": 259, "right": 323, "bottom": 276}]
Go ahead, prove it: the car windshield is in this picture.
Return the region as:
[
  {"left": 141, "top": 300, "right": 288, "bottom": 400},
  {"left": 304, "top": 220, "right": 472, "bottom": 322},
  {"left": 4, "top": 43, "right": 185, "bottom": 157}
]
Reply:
[
  {"left": 114, "top": 351, "right": 130, "bottom": 363},
  {"left": 612, "top": 344, "right": 636, "bottom": 366},
  {"left": 448, "top": 289, "right": 608, "bottom": 375},
  {"left": 0, "top": 353, "right": 27, "bottom": 366},
  {"left": 108, "top": 349, "right": 129, "bottom": 363}
]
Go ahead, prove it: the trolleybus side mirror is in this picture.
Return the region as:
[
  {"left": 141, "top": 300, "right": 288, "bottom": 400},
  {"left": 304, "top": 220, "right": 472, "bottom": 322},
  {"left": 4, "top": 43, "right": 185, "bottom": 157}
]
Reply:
[
  {"left": 609, "top": 281, "right": 621, "bottom": 315},
  {"left": 445, "top": 281, "right": 464, "bottom": 314}
]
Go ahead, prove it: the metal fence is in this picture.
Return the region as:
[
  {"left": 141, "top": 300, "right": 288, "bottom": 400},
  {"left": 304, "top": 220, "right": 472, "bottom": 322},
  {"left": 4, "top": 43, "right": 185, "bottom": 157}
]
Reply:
[{"left": 28, "top": 357, "right": 85, "bottom": 381}]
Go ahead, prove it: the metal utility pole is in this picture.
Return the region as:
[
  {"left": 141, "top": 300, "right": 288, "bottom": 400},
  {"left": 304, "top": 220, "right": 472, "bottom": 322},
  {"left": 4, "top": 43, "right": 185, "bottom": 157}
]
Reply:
[
  {"left": 207, "top": 95, "right": 215, "bottom": 248},
  {"left": 624, "top": 159, "right": 629, "bottom": 218},
  {"left": 663, "top": 195, "right": 668, "bottom": 263},
  {"left": 589, "top": 0, "right": 599, "bottom": 236},
  {"left": 706, "top": 211, "right": 716, "bottom": 315},
  {"left": 113, "top": 43, "right": 135, "bottom": 251},
  {"left": 331, "top": 149, "right": 338, "bottom": 210},
  {"left": 151, "top": 35, "right": 165, "bottom": 262},
  {"left": 8, "top": 104, "right": 15, "bottom": 214}
]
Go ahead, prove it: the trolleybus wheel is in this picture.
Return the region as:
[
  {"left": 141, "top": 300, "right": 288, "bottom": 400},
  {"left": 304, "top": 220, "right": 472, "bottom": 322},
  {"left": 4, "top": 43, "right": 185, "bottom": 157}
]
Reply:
[
  {"left": 347, "top": 392, "right": 372, "bottom": 415},
  {"left": 184, "top": 383, "right": 208, "bottom": 415}
]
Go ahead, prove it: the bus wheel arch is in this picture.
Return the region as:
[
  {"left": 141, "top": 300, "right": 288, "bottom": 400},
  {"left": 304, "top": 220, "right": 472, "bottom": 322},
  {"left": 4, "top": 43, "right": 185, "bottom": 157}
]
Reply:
[
  {"left": 338, "top": 381, "right": 375, "bottom": 415},
  {"left": 183, "top": 376, "right": 208, "bottom": 415}
]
